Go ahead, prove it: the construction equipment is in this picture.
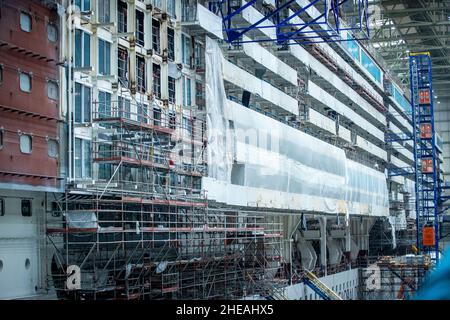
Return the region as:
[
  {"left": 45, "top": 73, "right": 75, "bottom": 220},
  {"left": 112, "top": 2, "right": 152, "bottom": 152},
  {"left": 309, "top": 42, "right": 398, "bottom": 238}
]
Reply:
[
  {"left": 302, "top": 270, "right": 343, "bottom": 300},
  {"left": 409, "top": 52, "right": 440, "bottom": 264}
]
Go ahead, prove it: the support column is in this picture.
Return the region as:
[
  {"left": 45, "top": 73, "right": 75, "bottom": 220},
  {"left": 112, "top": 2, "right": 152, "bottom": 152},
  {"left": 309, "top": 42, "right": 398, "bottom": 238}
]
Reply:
[
  {"left": 320, "top": 216, "right": 327, "bottom": 276},
  {"left": 127, "top": 0, "right": 136, "bottom": 95},
  {"left": 345, "top": 217, "right": 351, "bottom": 264},
  {"left": 160, "top": 11, "right": 169, "bottom": 101}
]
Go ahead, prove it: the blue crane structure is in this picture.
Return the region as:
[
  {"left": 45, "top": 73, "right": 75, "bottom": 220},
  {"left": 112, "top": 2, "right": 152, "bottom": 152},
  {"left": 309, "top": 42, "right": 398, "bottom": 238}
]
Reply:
[
  {"left": 216, "top": 0, "right": 370, "bottom": 45},
  {"left": 409, "top": 52, "right": 441, "bottom": 264}
]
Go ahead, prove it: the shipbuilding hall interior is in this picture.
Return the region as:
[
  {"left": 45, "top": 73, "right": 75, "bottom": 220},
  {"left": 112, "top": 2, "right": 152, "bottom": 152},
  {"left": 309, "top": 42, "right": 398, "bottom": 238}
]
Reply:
[{"left": 1, "top": 0, "right": 450, "bottom": 301}]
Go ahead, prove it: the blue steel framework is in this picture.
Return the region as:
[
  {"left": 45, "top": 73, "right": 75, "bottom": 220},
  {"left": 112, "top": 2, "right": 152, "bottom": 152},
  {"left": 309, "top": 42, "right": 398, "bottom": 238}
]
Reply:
[
  {"left": 217, "top": 0, "right": 370, "bottom": 45},
  {"left": 409, "top": 52, "right": 440, "bottom": 264}
]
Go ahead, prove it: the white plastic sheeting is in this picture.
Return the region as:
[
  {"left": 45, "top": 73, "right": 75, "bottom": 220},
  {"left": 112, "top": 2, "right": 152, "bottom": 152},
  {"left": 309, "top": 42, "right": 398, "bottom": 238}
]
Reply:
[
  {"left": 66, "top": 211, "right": 98, "bottom": 229},
  {"left": 345, "top": 159, "right": 389, "bottom": 216},
  {"left": 229, "top": 100, "right": 348, "bottom": 214},
  {"left": 204, "top": 36, "right": 389, "bottom": 217},
  {"left": 205, "top": 37, "right": 233, "bottom": 182}
]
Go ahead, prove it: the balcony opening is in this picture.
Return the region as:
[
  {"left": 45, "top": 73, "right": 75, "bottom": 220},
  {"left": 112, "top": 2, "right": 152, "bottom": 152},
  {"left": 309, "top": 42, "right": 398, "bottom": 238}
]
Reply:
[
  {"left": 21, "top": 199, "right": 32, "bottom": 217},
  {"left": 168, "top": 76, "right": 176, "bottom": 104},
  {"left": 182, "top": 34, "right": 192, "bottom": 67},
  {"left": 98, "top": 0, "right": 110, "bottom": 23},
  {"left": 194, "top": 41, "right": 204, "bottom": 70},
  {"left": 118, "top": 0, "right": 127, "bottom": 33},
  {"left": 152, "top": 19, "right": 161, "bottom": 54},
  {"left": 136, "top": 10, "right": 144, "bottom": 46},
  {"left": 168, "top": 27, "right": 175, "bottom": 61},
  {"left": 136, "top": 55, "right": 146, "bottom": 93},
  {"left": 153, "top": 63, "right": 161, "bottom": 99},
  {"left": 118, "top": 47, "right": 129, "bottom": 86},
  {"left": 98, "top": 39, "right": 111, "bottom": 75}
]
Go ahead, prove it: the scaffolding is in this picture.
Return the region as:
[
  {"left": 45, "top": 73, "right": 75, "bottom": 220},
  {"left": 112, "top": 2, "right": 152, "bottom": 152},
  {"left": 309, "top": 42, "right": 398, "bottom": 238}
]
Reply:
[
  {"left": 46, "top": 96, "right": 286, "bottom": 300},
  {"left": 359, "top": 255, "right": 431, "bottom": 300},
  {"left": 409, "top": 52, "right": 440, "bottom": 263}
]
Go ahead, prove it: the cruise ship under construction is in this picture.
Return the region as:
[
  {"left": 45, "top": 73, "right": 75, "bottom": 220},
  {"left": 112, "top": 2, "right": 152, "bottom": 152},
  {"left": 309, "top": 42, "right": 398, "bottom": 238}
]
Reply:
[{"left": 1, "top": 0, "right": 449, "bottom": 300}]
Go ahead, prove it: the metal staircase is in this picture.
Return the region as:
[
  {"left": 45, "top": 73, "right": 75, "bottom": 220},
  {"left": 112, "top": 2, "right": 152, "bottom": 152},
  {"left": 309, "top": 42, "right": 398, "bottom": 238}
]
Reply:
[{"left": 302, "top": 270, "right": 342, "bottom": 300}]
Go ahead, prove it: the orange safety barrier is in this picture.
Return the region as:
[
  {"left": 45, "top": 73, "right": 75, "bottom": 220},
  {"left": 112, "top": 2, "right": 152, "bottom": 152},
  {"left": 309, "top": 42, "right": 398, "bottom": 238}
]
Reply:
[
  {"left": 420, "top": 123, "right": 432, "bottom": 139},
  {"left": 419, "top": 89, "right": 431, "bottom": 104},
  {"left": 421, "top": 158, "right": 433, "bottom": 173},
  {"left": 423, "top": 226, "right": 436, "bottom": 247}
]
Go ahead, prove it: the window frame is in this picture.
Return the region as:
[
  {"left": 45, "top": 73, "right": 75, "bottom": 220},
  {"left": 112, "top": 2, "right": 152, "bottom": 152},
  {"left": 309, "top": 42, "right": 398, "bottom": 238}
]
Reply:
[
  {"left": 137, "top": 102, "right": 148, "bottom": 124},
  {"left": 48, "top": 139, "right": 59, "bottom": 158},
  {"left": 47, "top": 23, "right": 58, "bottom": 43},
  {"left": 98, "top": 90, "right": 112, "bottom": 118},
  {"left": 75, "top": 0, "right": 91, "bottom": 12},
  {"left": 47, "top": 80, "right": 59, "bottom": 100},
  {"left": 168, "top": 27, "right": 175, "bottom": 61},
  {"left": 20, "top": 12, "right": 32, "bottom": 33},
  {"left": 186, "top": 77, "right": 191, "bottom": 106},
  {"left": 75, "top": 138, "right": 92, "bottom": 179},
  {"left": 117, "top": 0, "right": 128, "bottom": 33},
  {"left": 75, "top": 29, "right": 91, "bottom": 68},
  {"left": 182, "top": 34, "right": 192, "bottom": 66},
  {"left": 74, "top": 82, "right": 92, "bottom": 123},
  {"left": 19, "top": 134, "right": 32, "bottom": 154},
  {"left": 0, "top": 198, "right": 4, "bottom": 216},
  {"left": 167, "top": 0, "right": 176, "bottom": 17},
  {"left": 118, "top": 47, "right": 129, "bottom": 84},
  {"left": 152, "top": 19, "right": 161, "bottom": 54},
  {"left": 21, "top": 199, "right": 32, "bottom": 217},
  {"left": 136, "top": 55, "right": 146, "bottom": 93},
  {"left": 168, "top": 76, "right": 176, "bottom": 104},
  {"left": 98, "top": 38, "right": 111, "bottom": 75},
  {"left": 0, "top": 129, "right": 3, "bottom": 150},
  {"left": 19, "top": 72, "right": 32, "bottom": 93},
  {"left": 153, "top": 63, "right": 161, "bottom": 99},
  {"left": 118, "top": 96, "right": 131, "bottom": 119},
  {"left": 98, "top": 0, "right": 111, "bottom": 23},
  {"left": 136, "top": 10, "right": 145, "bottom": 47},
  {"left": 153, "top": 107, "right": 161, "bottom": 126}
]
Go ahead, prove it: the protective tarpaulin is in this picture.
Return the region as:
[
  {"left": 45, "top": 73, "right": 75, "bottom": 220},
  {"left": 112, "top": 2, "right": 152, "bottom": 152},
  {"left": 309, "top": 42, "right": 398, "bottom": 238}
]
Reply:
[
  {"left": 66, "top": 211, "right": 98, "bottom": 229},
  {"left": 204, "top": 36, "right": 390, "bottom": 217},
  {"left": 205, "top": 37, "right": 233, "bottom": 182},
  {"left": 228, "top": 100, "right": 347, "bottom": 213}
]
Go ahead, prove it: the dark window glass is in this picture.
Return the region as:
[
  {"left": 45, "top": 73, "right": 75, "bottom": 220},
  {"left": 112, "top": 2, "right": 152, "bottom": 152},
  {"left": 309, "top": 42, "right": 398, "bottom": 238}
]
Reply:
[{"left": 21, "top": 199, "right": 32, "bottom": 217}]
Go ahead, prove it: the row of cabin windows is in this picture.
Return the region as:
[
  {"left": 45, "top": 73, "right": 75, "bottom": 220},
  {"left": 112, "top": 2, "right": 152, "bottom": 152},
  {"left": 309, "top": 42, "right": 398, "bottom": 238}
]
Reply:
[
  {"left": 0, "top": 198, "right": 32, "bottom": 217},
  {"left": 0, "top": 131, "right": 58, "bottom": 158},
  {"left": 75, "top": 28, "right": 201, "bottom": 74},
  {"left": 74, "top": 76, "right": 195, "bottom": 124},
  {"left": 117, "top": 0, "right": 176, "bottom": 50},
  {"left": 0, "top": 67, "right": 58, "bottom": 100},
  {"left": 73, "top": 84, "right": 196, "bottom": 134},
  {"left": 19, "top": 12, "right": 58, "bottom": 42}
]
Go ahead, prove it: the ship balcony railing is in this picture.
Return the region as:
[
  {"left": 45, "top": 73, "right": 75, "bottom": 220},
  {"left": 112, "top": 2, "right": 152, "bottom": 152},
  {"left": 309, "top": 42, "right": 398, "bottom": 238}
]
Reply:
[
  {"left": 80, "top": 178, "right": 205, "bottom": 200},
  {"left": 93, "top": 146, "right": 168, "bottom": 165},
  {"left": 92, "top": 102, "right": 205, "bottom": 135},
  {"left": 93, "top": 143, "right": 207, "bottom": 174},
  {"left": 181, "top": 2, "right": 223, "bottom": 40},
  {"left": 182, "top": 1, "right": 219, "bottom": 22},
  {"left": 182, "top": 4, "right": 199, "bottom": 22}
]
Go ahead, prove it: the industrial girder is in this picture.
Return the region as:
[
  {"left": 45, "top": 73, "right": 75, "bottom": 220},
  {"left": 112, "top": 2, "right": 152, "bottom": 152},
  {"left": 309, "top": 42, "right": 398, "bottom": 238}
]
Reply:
[{"left": 219, "top": 0, "right": 370, "bottom": 45}]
